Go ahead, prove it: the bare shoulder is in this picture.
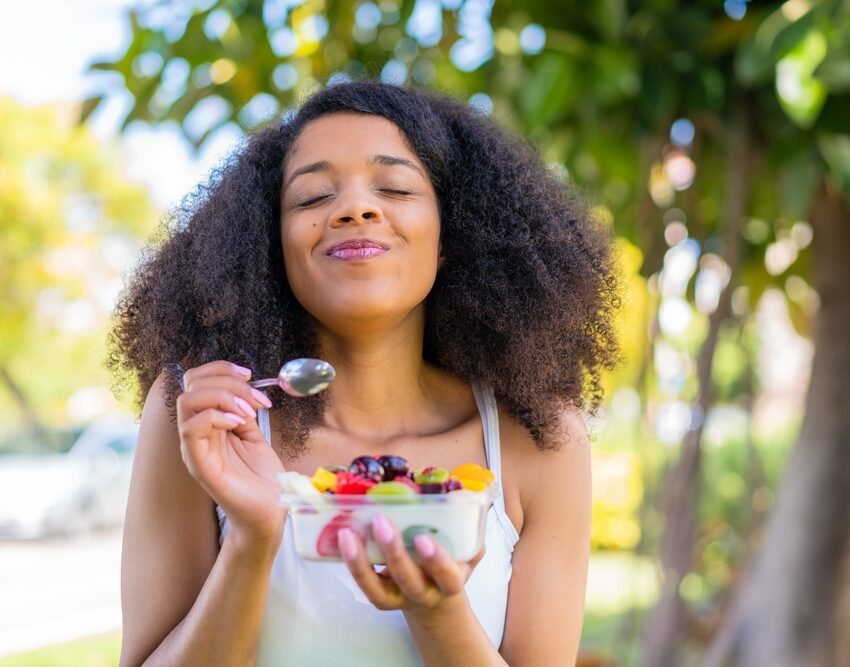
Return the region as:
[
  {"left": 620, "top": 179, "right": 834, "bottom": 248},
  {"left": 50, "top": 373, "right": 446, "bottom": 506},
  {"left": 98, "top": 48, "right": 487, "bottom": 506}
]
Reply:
[
  {"left": 120, "top": 372, "right": 219, "bottom": 665},
  {"left": 129, "top": 372, "right": 217, "bottom": 516},
  {"left": 498, "top": 403, "right": 591, "bottom": 533}
]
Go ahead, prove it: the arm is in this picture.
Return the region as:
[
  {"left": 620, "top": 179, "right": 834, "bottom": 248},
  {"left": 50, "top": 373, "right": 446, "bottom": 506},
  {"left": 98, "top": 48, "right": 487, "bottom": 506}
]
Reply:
[
  {"left": 120, "top": 372, "right": 283, "bottom": 667},
  {"left": 404, "top": 595, "right": 508, "bottom": 666},
  {"left": 403, "top": 409, "right": 591, "bottom": 666},
  {"left": 499, "top": 409, "right": 592, "bottom": 666}
]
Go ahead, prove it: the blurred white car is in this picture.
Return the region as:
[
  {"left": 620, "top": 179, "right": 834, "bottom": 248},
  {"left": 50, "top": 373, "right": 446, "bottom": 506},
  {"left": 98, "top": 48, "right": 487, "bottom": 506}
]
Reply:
[{"left": 0, "top": 417, "right": 138, "bottom": 538}]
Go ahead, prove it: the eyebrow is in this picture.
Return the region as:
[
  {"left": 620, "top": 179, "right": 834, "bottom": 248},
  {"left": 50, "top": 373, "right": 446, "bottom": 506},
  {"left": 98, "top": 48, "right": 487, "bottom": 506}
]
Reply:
[{"left": 283, "top": 154, "right": 427, "bottom": 192}]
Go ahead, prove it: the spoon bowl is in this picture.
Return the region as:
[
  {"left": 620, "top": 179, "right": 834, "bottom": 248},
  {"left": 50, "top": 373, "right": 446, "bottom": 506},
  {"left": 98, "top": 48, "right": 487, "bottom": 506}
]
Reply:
[{"left": 249, "top": 358, "right": 335, "bottom": 397}]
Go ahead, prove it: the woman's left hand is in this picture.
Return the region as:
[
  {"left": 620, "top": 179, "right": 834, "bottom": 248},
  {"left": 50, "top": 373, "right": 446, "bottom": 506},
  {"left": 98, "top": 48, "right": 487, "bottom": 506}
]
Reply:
[{"left": 337, "top": 515, "right": 485, "bottom": 613}]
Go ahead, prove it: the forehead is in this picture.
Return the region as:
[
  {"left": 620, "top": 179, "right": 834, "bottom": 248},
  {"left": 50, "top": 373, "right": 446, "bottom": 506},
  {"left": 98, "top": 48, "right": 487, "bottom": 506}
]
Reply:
[{"left": 287, "top": 113, "right": 416, "bottom": 165}]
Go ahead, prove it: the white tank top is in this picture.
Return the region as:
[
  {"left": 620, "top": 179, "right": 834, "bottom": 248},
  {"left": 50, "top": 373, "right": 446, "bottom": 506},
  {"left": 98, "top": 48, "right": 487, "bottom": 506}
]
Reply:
[{"left": 216, "top": 382, "right": 519, "bottom": 666}]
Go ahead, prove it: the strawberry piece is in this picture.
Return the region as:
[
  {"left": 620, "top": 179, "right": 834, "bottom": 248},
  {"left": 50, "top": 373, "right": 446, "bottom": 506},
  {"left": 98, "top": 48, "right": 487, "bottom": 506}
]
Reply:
[
  {"left": 316, "top": 511, "right": 367, "bottom": 557},
  {"left": 335, "top": 471, "right": 376, "bottom": 494}
]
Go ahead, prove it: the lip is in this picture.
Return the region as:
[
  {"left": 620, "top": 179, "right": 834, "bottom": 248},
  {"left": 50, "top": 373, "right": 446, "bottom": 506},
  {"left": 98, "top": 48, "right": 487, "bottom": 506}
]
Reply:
[{"left": 325, "top": 239, "right": 389, "bottom": 262}]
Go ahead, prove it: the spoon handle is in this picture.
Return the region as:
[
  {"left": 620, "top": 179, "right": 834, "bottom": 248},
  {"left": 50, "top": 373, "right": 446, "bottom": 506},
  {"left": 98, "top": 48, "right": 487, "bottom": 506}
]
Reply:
[{"left": 248, "top": 378, "right": 279, "bottom": 388}]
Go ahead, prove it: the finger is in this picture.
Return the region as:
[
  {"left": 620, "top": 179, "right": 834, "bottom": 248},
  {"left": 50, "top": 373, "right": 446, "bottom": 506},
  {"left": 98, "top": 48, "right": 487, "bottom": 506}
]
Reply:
[
  {"left": 412, "top": 535, "right": 476, "bottom": 596},
  {"left": 372, "top": 515, "right": 439, "bottom": 606},
  {"left": 338, "top": 528, "right": 405, "bottom": 610},
  {"left": 183, "top": 360, "right": 252, "bottom": 388},
  {"left": 178, "top": 409, "right": 246, "bottom": 476},
  {"left": 177, "top": 387, "right": 258, "bottom": 422},
  {"left": 179, "top": 408, "right": 246, "bottom": 443},
  {"left": 180, "top": 409, "right": 245, "bottom": 488},
  {"left": 184, "top": 375, "right": 273, "bottom": 411}
]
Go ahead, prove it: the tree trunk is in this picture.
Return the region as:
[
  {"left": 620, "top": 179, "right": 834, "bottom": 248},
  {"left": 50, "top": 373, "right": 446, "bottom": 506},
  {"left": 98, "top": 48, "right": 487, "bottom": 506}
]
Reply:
[
  {"left": 642, "top": 107, "right": 750, "bottom": 667},
  {"left": 0, "top": 363, "right": 43, "bottom": 434},
  {"left": 702, "top": 183, "right": 850, "bottom": 666}
]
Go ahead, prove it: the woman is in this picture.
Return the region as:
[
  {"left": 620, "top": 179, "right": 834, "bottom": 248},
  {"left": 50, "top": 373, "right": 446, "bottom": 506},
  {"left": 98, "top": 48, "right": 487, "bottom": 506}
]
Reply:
[{"left": 111, "top": 80, "right": 619, "bottom": 666}]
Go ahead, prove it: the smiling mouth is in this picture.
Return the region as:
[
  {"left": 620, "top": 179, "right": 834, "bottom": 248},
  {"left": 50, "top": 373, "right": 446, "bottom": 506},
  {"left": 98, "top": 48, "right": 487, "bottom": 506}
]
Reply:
[{"left": 326, "top": 240, "right": 389, "bottom": 262}]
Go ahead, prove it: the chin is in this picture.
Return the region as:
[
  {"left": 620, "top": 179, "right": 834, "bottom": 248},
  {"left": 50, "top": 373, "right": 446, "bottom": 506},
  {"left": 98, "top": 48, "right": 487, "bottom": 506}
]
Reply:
[{"left": 305, "top": 293, "right": 428, "bottom": 333}]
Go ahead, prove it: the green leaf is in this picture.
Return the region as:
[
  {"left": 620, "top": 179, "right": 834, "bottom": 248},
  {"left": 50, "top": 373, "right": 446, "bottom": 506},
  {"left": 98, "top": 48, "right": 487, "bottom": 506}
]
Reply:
[
  {"left": 79, "top": 95, "right": 105, "bottom": 123},
  {"left": 735, "top": 6, "right": 814, "bottom": 85},
  {"left": 590, "top": 46, "right": 640, "bottom": 105},
  {"left": 588, "top": 0, "right": 626, "bottom": 40},
  {"left": 520, "top": 53, "right": 579, "bottom": 128},
  {"left": 89, "top": 60, "right": 119, "bottom": 72},
  {"left": 775, "top": 29, "right": 828, "bottom": 128},
  {"left": 813, "top": 46, "right": 850, "bottom": 92}
]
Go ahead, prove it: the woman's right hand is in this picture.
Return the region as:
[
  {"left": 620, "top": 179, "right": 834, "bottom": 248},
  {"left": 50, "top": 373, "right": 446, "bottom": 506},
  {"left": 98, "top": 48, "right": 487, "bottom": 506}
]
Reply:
[{"left": 176, "top": 360, "right": 287, "bottom": 548}]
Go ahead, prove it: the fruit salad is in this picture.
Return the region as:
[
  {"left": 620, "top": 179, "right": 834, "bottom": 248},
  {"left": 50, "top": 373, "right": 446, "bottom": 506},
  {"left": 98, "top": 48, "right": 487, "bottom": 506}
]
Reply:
[{"left": 278, "top": 455, "right": 496, "bottom": 564}]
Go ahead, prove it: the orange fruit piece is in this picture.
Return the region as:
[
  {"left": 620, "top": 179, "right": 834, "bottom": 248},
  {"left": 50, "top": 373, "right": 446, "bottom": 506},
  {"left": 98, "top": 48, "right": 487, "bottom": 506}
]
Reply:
[
  {"left": 311, "top": 467, "right": 338, "bottom": 493},
  {"left": 450, "top": 463, "right": 495, "bottom": 486},
  {"left": 456, "top": 478, "right": 488, "bottom": 492}
]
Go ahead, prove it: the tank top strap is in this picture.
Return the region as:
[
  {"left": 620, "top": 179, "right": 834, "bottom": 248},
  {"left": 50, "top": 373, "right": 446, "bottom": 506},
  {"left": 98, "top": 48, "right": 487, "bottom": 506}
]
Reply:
[{"left": 471, "top": 382, "right": 520, "bottom": 546}]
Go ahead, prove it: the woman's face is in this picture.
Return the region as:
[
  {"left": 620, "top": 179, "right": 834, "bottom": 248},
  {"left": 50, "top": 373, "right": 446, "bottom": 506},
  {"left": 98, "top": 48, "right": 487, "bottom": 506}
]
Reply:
[{"left": 280, "top": 112, "right": 441, "bottom": 333}]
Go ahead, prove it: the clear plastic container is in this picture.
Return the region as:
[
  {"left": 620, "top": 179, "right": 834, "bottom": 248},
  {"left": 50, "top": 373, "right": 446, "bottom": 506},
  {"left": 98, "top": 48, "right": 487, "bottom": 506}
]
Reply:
[{"left": 279, "top": 485, "right": 498, "bottom": 564}]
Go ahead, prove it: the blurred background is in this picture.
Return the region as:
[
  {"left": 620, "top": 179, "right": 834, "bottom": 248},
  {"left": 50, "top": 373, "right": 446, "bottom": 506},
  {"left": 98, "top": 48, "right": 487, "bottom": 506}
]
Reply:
[{"left": 1, "top": 1, "right": 848, "bottom": 665}]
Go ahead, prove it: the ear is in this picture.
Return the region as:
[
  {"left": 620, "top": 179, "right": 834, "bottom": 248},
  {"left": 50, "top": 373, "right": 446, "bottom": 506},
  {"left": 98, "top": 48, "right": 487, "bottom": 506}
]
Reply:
[{"left": 438, "top": 244, "right": 446, "bottom": 269}]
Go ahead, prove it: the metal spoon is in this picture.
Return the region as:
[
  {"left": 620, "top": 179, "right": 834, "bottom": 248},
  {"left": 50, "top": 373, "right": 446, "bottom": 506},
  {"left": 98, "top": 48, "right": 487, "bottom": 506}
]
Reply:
[{"left": 249, "top": 358, "right": 335, "bottom": 397}]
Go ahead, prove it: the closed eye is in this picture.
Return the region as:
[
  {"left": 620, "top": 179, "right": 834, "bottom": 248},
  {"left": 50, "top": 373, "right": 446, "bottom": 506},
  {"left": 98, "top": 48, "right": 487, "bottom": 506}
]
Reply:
[
  {"left": 297, "top": 194, "right": 331, "bottom": 207},
  {"left": 296, "top": 189, "right": 414, "bottom": 208}
]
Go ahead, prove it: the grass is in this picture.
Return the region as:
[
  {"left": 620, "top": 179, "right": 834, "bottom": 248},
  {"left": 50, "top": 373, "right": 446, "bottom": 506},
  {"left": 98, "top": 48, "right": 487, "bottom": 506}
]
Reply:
[{"left": 0, "top": 632, "right": 120, "bottom": 667}]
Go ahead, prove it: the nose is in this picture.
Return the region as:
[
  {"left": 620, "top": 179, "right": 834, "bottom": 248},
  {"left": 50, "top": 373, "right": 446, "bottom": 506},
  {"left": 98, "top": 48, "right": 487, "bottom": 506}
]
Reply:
[{"left": 329, "top": 186, "right": 384, "bottom": 228}]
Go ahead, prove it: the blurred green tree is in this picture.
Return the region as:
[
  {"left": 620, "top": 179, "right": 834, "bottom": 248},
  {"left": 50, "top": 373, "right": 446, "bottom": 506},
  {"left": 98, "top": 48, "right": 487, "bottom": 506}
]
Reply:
[
  {"left": 0, "top": 99, "right": 157, "bottom": 431},
  {"left": 86, "top": 1, "right": 850, "bottom": 664}
]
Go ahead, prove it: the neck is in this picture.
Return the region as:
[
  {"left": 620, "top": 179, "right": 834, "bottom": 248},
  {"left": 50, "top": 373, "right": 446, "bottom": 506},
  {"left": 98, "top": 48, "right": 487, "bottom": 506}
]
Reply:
[{"left": 313, "top": 307, "right": 436, "bottom": 439}]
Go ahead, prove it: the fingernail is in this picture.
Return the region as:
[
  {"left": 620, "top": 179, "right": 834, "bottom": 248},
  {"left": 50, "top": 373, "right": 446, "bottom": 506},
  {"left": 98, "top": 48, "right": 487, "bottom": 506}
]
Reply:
[
  {"left": 413, "top": 534, "right": 436, "bottom": 559},
  {"left": 234, "top": 397, "right": 257, "bottom": 418},
  {"left": 338, "top": 528, "right": 358, "bottom": 560},
  {"left": 232, "top": 364, "right": 252, "bottom": 378},
  {"left": 224, "top": 413, "right": 246, "bottom": 425},
  {"left": 251, "top": 388, "right": 273, "bottom": 408},
  {"left": 372, "top": 515, "right": 395, "bottom": 545}
]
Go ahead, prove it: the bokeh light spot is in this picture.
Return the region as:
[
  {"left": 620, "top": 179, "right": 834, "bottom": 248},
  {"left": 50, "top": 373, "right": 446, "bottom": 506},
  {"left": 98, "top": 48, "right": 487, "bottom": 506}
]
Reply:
[
  {"left": 355, "top": 2, "right": 382, "bottom": 29},
  {"left": 209, "top": 59, "right": 236, "bottom": 84},
  {"left": 270, "top": 27, "right": 299, "bottom": 57},
  {"left": 519, "top": 24, "right": 546, "bottom": 55},
  {"left": 723, "top": 0, "right": 748, "bottom": 21},
  {"left": 670, "top": 118, "right": 695, "bottom": 147},
  {"left": 273, "top": 63, "right": 299, "bottom": 91},
  {"left": 468, "top": 92, "right": 493, "bottom": 115},
  {"left": 380, "top": 59, "right": 408, "bottom": 85}
]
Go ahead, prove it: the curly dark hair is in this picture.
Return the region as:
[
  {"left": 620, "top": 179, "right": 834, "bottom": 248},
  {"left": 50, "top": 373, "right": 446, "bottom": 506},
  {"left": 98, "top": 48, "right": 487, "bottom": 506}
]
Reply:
[{"left": 107, "top": 80, "right": 620, "bottom": 456}]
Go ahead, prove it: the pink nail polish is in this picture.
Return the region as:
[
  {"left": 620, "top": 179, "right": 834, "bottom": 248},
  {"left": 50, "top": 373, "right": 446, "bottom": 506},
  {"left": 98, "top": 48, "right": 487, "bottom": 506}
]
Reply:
[
  {"left": 251, "top": 388, "right": 273, "bottom": 408},
  {"left": 232, "top": 364, "right": 252, "bottom": 378},
  {"left": 223, "top": 413, "right": 246, "bottom": 425},
  {"left": 234, "top": 397, "right": 257, "bottom": 418},
  {"left": 372, "top": 515, "right": 395, "bottom": 545},
  {"left": 413, "top": 534, "right": 436, "bottom": 558},
  {"left": 338, "top": 528, "right": 358, "bottom": 560}
]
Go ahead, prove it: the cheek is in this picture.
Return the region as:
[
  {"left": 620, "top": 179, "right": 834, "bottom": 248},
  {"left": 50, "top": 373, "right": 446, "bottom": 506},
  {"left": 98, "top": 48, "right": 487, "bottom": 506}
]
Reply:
[{"left": 280, "top": 224, "right": 316, "bottom": 297}]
